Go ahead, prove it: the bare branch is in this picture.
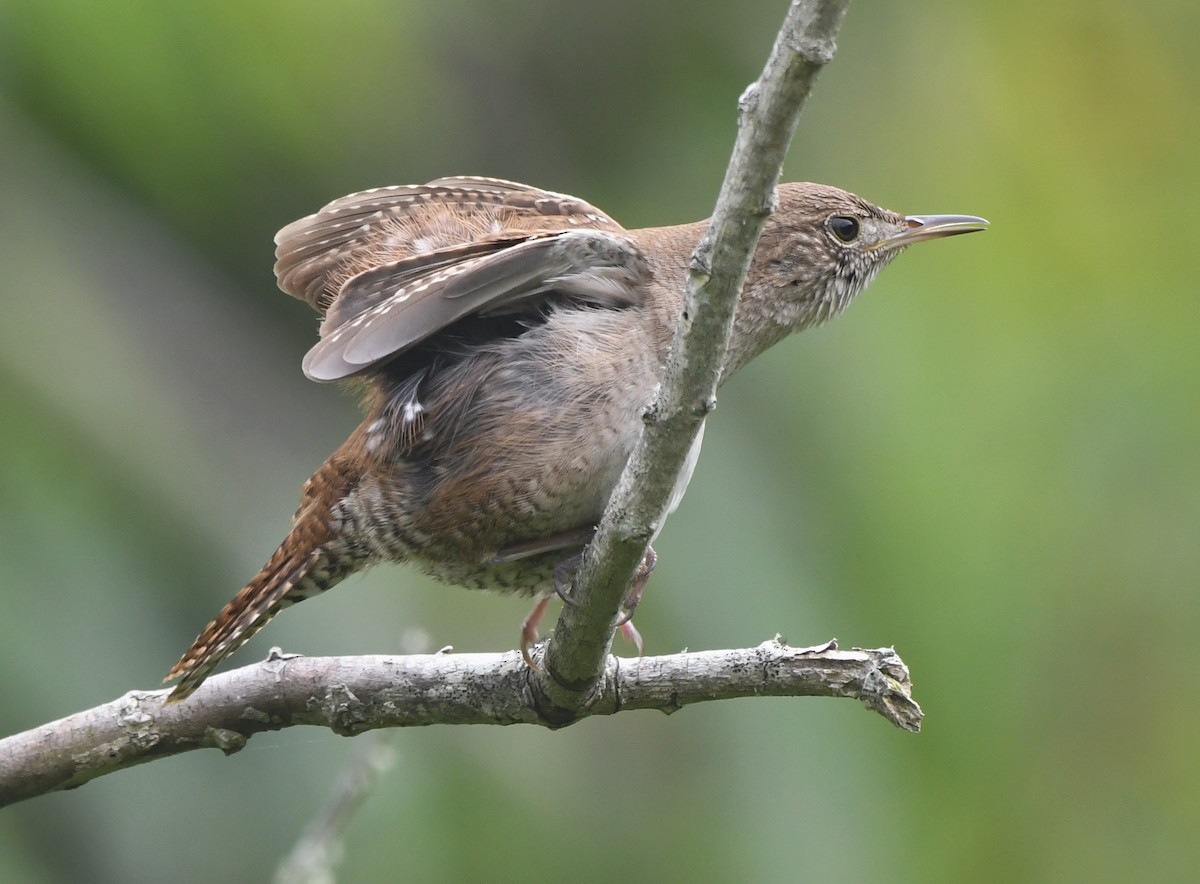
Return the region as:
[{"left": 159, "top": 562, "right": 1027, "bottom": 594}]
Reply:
[{"left": 0, "top": 639, "right": 918, "bottom": 807}]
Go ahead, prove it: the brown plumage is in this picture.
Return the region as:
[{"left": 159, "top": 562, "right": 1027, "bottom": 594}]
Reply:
[{"left": 163, "top": 176, "right": 986, "bottom": 702}]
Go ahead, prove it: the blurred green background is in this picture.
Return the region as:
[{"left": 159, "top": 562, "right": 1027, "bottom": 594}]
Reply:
[{"left": 2, "top": 1, "right": 1197, "bottom": 881}]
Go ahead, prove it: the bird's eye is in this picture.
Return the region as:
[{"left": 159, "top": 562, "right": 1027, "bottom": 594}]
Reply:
[{"left": 828, "top": 215, "right": 860, "bottom": 243}]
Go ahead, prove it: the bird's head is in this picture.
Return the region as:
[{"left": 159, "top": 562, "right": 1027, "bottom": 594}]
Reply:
[{"left": 727, "top": 182, "right": 988, "bottom": 375}]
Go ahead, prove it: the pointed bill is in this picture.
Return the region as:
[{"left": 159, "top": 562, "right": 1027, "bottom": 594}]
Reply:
[{"left": 872, "top": 214, "right": 989, "bottom": 250}]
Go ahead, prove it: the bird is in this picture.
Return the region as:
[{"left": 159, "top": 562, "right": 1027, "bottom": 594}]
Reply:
[{"left": 163, "top": 176, "right": 987, "bottom": 703}]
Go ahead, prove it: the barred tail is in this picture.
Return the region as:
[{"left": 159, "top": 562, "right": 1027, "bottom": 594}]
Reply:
[
  {"left": 163, "top": 455, "right": 363, "bottom": 703},
  {"left": 163, "top": 541, "right": 352, "bottom": 703}
]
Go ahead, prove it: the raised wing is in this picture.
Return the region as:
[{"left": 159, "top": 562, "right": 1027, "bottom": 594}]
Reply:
[
  {"left": 301, "top": 228, "right": 649, "bottom": 381},
  {"left": 274, "top": 177, "right": 622, "bottom": 312}
]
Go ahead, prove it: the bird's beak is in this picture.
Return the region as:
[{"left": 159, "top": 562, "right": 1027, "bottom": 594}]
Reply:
[{"left": 871, "top": 214, "right": 989, "bottom": 250}]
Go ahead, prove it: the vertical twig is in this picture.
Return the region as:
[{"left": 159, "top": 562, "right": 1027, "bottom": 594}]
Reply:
[{"left": 541, "top": 0, "right": 852, "bottom": 700}]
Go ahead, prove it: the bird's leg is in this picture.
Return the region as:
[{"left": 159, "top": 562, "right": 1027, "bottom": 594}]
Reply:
[
  {"left": 521, "top": 596, "right": 553, "bottom": 668},
  {"left": 614, "top": 546, "right": 656, "bottom": 656},
  {"left": 615, "top": 546, "right": 656, "bottom": 626},
  {"left": 521, "top": 545, "right": 657, "bottom": 667},
  {"left": 520, "top": 552, "right": 582, "bottom": 668}
]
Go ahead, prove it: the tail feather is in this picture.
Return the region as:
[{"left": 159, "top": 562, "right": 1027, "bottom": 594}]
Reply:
[
  {"left": 163, "top": 545, "right": 349, "bottom": 703},
  {"left": 163, "top": 455, "right": 363, "bottom": 703}
]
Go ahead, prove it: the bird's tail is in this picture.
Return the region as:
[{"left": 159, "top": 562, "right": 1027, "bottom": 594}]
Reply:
[
  {"left": 163, "top": 456, "right": 363, "bottom": 703},
  {"left": 163, "top": 539, "right": 355, "bottom": 703}
]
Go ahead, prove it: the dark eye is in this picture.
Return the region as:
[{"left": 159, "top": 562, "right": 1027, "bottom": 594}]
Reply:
[{"left": 828, "top": 215, "right": 860, "bottom": 243}]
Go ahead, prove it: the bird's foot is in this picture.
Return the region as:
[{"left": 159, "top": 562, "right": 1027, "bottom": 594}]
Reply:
[
  {"left": 552, "top": 552, "right": 584, "bottom": 606},
  {"left": 521, "top": 545, "right": 657, "bottom": 668}
]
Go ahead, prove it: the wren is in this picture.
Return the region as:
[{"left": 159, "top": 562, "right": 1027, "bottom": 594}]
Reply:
[{"left": 163, "top": 176, "right": 987, "bottom": 702}]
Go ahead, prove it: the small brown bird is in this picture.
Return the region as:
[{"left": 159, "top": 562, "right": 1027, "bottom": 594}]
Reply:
[{"left": 164, "top": 176, "right": 986, "bottom": 702}]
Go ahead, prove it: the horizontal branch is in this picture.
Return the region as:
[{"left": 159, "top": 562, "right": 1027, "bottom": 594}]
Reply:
[{"left": 0, "top": 638, "right": 920, "bottom": 807}]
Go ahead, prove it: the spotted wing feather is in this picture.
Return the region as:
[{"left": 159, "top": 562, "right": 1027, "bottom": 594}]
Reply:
[
  {"left": 274, "top": 177, "right": 622, "bottom": 312},
  {"left": 302, "top": 229, "right": 650, "bottom": 381}
]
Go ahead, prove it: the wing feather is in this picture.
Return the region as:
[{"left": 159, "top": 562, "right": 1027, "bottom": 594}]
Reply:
[
  {"left": 274, "top": 178, "right": 622, "bottom": 311},
  {"left": 301, "top": 229, "right": 648, "bottom": 382}
]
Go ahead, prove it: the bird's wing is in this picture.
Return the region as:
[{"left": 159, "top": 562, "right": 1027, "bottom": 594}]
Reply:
[
  {"left": 301, "top": 228, "right": 650, "bottom": 382},
  {"left": 274, "top": 178, "right": 622, "bottom": 312}
]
